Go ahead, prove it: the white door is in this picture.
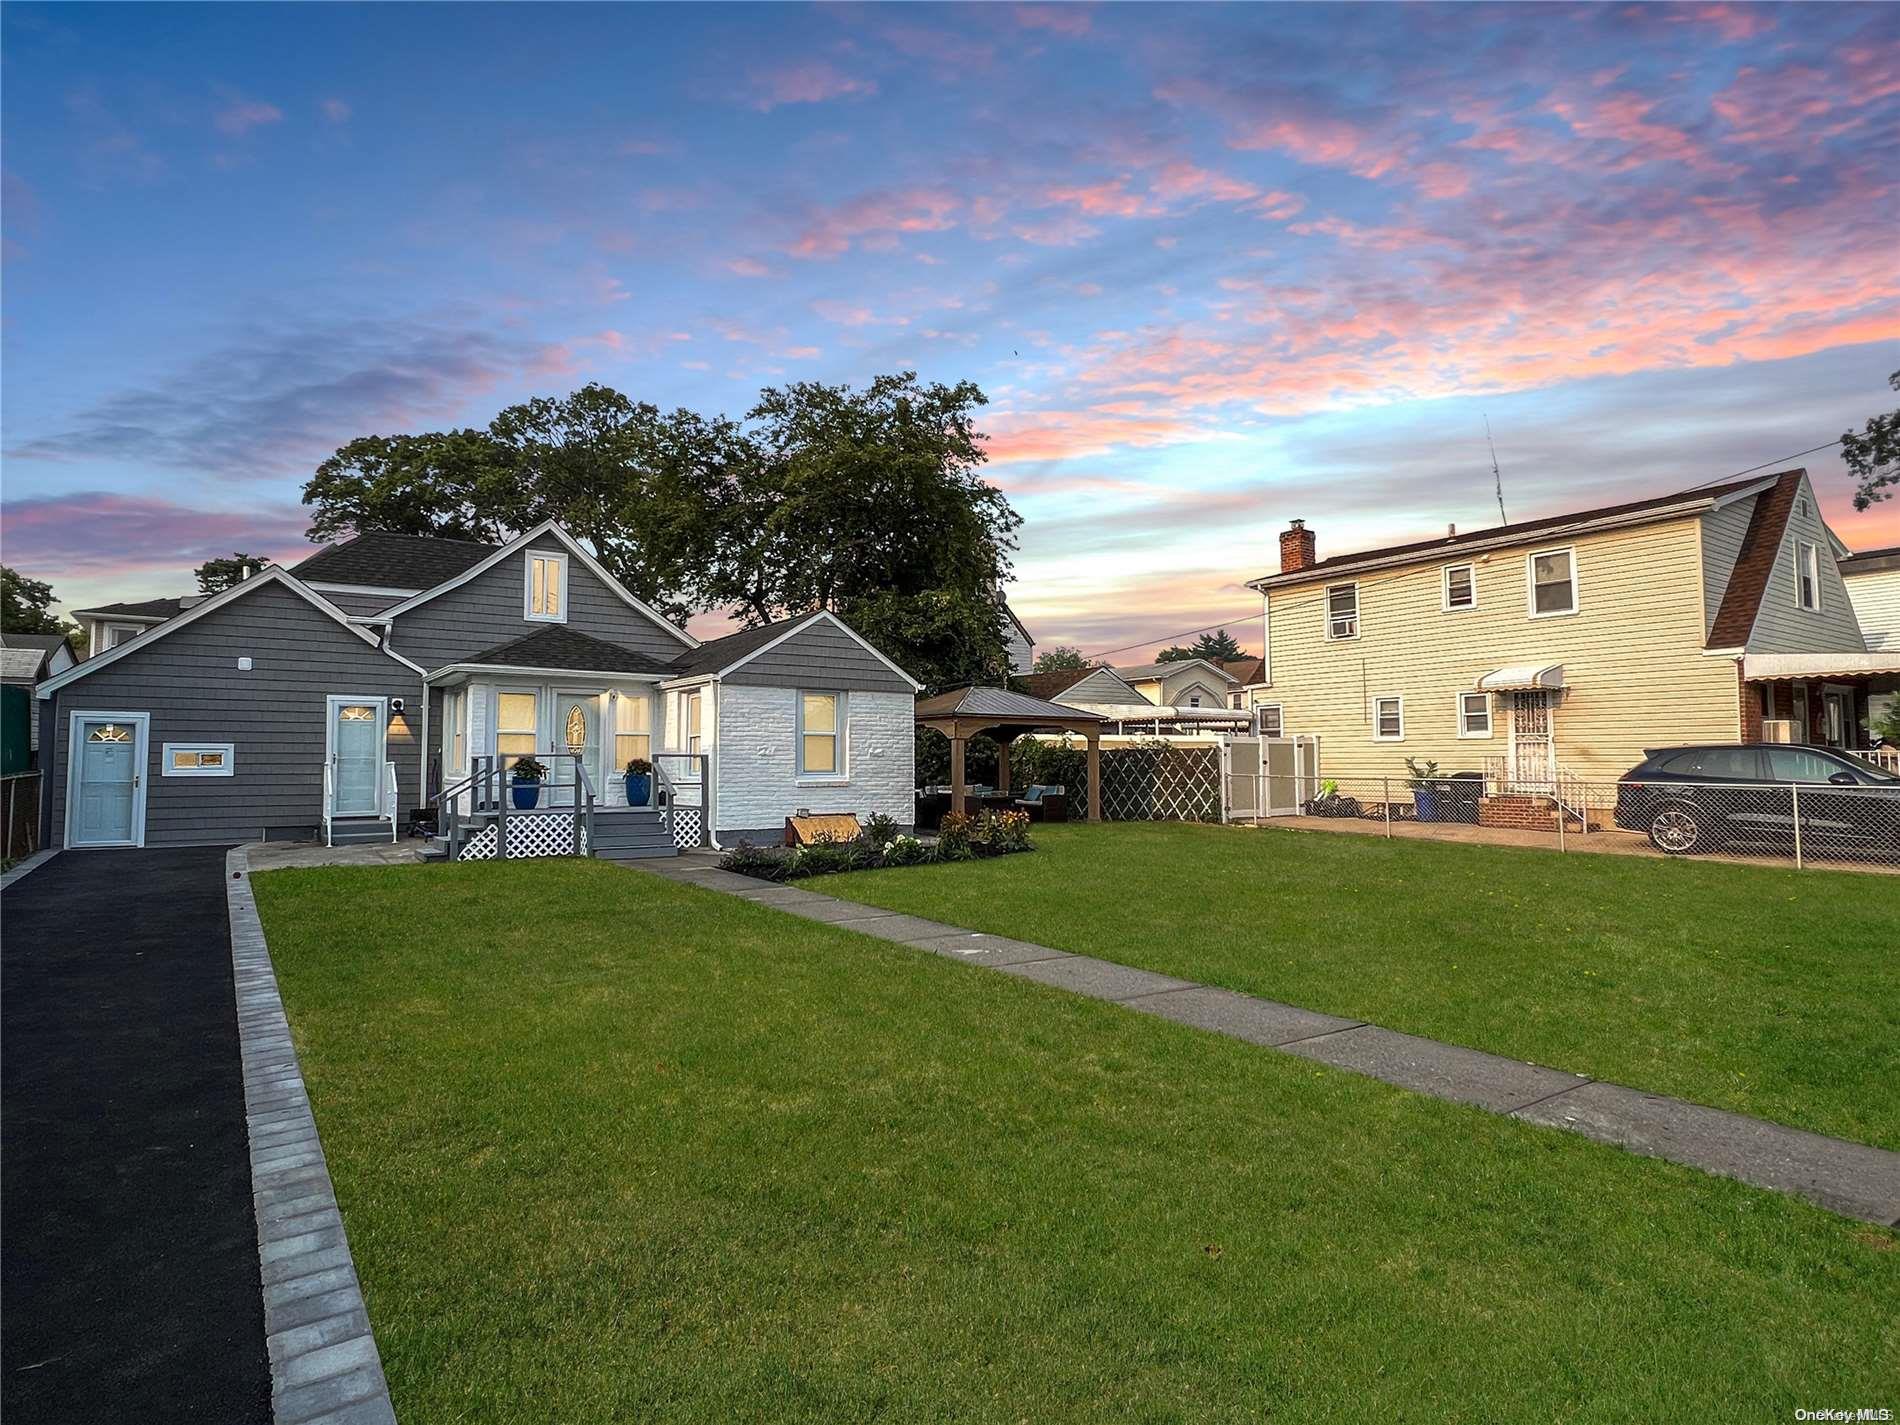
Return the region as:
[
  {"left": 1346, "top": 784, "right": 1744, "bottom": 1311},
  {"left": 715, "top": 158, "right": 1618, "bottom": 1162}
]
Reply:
[
  {"left": 70, "top": 714, "right": 148, "bottom": 846},
  {"left": 327, "top": 697, "right": 386, "bottom": 817},
  {"left": 1506, "top": 691, "right": 1556, "bottom": 789},
  {"left": 550, "top": 692, "right": 600, "bottom": 807}
]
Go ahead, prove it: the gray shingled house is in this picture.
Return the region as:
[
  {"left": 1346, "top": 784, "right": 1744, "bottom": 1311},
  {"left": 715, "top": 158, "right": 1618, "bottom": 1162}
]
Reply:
[{"left": 36, "top": 520, "right": 920, "bottom": 858}]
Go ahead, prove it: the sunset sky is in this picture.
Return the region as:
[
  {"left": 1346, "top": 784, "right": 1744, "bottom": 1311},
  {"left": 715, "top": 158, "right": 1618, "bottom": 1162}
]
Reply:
[{"left": 3, "top": 1, "right": 1897, "bottom": 657}]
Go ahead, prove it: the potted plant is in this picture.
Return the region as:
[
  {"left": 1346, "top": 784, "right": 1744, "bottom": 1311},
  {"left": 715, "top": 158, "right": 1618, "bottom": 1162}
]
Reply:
[
  {"left": 624, "top": 756, "right": 654, "bottom": 807},
  {"left": 1405, "top": 757, "right": 1441, "bottom": 822},
  {"left": 510, "top": 756, "right": 547, "bottom": 810}
]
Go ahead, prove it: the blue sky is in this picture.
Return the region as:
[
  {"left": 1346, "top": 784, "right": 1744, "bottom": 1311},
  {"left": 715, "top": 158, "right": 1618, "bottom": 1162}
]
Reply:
[{"left": 4, "top": 1, "right": 1897, "bottom": 655}]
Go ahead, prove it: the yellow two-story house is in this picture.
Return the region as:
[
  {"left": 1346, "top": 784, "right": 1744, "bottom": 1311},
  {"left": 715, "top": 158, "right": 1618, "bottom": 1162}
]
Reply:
[{"left": 1242, "top": 467, "right": 1873, "bottom": 789}]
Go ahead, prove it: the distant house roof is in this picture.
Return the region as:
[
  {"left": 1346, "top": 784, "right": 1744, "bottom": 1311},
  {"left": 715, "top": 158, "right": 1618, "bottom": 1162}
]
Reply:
[
  {"left": 1114, "top": 657, "right": 1239, "bottom": 685},
  {"left": 451, "top": 626, "right": 676, "bottom": 676},
  {"left": 1248, "top": 472, "right": 1781, "bottom": 589},
  {"left": 291, "top": 530, "right": 499, "bottom": 589},
  {"left": 69, "top": 596, "right": 189, "bottom": 622},
  {"left": 1840, "top": 544, "right": 1900, "bottom": 576},
  {"left": 0, "top": 633, "right": 74, "bottom": 683},
  {"left": 1218, "top": 656, "right": 1266, "bottom": 686},
  {"left": 915, "top": 685, "right": 1107, "bottom": 723},
  {"left": 1017, "top": 666, "right": 1095, "bottom": 700}
]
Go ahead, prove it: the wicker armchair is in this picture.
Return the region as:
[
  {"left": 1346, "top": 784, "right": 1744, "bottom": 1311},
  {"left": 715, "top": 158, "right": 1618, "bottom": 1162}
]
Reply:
[{"left": 1014, "top": 784, "right": 1069, "bottom": 823}]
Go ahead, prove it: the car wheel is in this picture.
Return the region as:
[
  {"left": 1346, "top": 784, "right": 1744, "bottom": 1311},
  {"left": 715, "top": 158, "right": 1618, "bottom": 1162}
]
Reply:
[{"left": 1648, "top": 803, "right": 1704, "bottom": 855}]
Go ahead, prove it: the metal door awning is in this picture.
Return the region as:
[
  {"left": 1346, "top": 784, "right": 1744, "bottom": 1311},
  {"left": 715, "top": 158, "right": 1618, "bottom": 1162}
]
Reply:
[{"left": 1477, "top": 662, "right": 1565, "bottom": 691}]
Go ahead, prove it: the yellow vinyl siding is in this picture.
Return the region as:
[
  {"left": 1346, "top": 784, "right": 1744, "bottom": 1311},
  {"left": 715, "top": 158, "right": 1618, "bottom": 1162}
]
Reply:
[{"left": 1264, "top": 517, "right": 1742, "bottom": 781}]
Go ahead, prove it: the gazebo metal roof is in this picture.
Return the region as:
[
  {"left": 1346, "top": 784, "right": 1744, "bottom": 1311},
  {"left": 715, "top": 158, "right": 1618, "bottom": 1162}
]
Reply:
[{"left": 914, "top": 685, "right": 1108, "bottom": 724}]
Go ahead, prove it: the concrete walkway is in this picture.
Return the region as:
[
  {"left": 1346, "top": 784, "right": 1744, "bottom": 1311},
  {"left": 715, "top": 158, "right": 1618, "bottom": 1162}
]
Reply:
[{"left": 636, "top": 852, "right": 1900, "bottom": 1227}]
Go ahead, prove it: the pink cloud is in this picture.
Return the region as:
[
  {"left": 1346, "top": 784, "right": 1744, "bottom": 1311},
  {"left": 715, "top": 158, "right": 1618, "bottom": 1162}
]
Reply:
[
  {"left": 1668, "top": 3, "right": 1778, "bottom": 43},
  {"left": 215, "top": 97, "right": 284, "bottom": 137},
  {"left": 1014, "top": 4, "right": 1092, "bottom": 37},
  {"left": 1, "top": 491, "right": 314, "bottom": 589},
  {"left": 785, "top": 186, "right": 961, "bottom": 259},
  {"left": 810, "top": 298, "right": 908, "bottom": 327},
  {"left": 748, "top": 61, "right": 877, "bottom": 112},
  {"left": 319, "top": 98, "right": 351, "bottom": 124},
  {"left": 725, "top": 256, "right": 771, "bottom": 277}
]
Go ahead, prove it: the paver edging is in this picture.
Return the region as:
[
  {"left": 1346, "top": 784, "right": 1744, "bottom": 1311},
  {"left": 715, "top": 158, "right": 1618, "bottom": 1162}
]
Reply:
[
  {"left": 625, "top": 860, "right": 1900, "bottom": 1227},
  {"left": 0, "top": 846, "right": 58, "bottom": 892},
  {"left": 227, "top": 848, "right": 398, "bottom": 1425}
]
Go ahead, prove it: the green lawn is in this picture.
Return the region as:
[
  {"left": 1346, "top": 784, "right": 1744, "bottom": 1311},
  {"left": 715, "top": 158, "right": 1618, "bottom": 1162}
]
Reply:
[
  {"left": 254, "top": 860, "right": 1896, "bottom": 1422},
  {"left": 822, "top": 822, "right": 1900, "bottom": 1150}
]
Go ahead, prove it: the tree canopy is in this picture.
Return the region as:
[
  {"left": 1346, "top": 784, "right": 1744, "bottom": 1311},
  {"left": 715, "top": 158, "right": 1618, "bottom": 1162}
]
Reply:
[
  {"left": 1157, "top": 629, "right": 1247, "bottom": 663},
  {"left": 2, "top": 564, "right": 84, "bottom": 651},
  {"left": 1032, "top": 646, "right": 1090, "bottom": 673},
  {"left": 194, "top": 552, "right": 271, "bottom": 593},
  {"left": 1844, "top": 369, "right": 1900, "bottom": 512},
  {"left": 303, "top": 372, "right": 1020, "bottom": 688}
]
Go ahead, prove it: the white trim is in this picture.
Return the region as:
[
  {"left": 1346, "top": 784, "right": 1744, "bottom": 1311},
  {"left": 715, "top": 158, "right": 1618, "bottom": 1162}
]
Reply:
[
  {"left": 324, "top": 695, "right": 390, "bottom": 818},
  {"left": 1526, "top": 545, "right": 1579, "bottom": 619},
  {"left": 162, "top": 741, "right": 236, "bottom": 777},
  {"left": 64, "top": 710, "right": 150, "bottom": 848},
  {"left": 305, "top": 582, "right": 422, "bottom": 598},
  {"left": 524, "top": 550, "right": 568, "bottom": 624},
  {"left": 681, "top": 611, "right": 922, "bottom": 691},
  {"left": 1795, "top": 540, "right": 1822, "bottom": 613},
  {"left": 38, "top": 568, "right": 397, "bottom": 699},
  {"left": 374, "top": 520, "right": 698, "bottom": 648},
  {"left": 795, "top": 688, "right": 847, "bottom": 781},
  {"left": 101, "top": 622, "right": 148, "bottom": 650},
  {"left": 1456, "top": 691, "right": 1493, "bottom": 739},
  {"left": 1372, "top": 695, "right": 1404, "bottom": 741},
  {"left": 1325, "top": 582, "right": 1360, "bottom": 641},
  {"left": 1441, "top": 561, "right": 1477, "bottom": 612},
  {"left": 69, "top": 609, "right": 168, "bottom": 625}
]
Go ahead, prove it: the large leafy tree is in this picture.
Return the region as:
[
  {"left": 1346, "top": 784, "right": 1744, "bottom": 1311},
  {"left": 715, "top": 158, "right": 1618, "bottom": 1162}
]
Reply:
[
  {"left": 1032, "top": 646, "right": 1089, "bottom": 673},
  {"left": 2, "top": 565, "right": 84, "bottom": 651},
  {"left": 194, "top": 552, "right": 270, "bottom": 593},
  {"left": 1844, "top": 369, "right": 1900, "bottom": 511}
]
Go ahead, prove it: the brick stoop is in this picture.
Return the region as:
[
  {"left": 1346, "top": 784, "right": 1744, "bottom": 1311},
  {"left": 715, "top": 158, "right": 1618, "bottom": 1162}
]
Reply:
[{"left": 1479, "top": 794, "right": 1593, "bottom": 833}]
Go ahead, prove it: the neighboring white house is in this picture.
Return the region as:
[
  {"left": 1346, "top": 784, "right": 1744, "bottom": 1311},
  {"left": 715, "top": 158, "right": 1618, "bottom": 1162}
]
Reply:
[
  {"left": 1842, "top": 545, "right": 1900, "bottom": 652},
  {"left": 1002, "top": 603, "right": 1036, "bottom": 675},
  {"left": 1112, "top": 658, "right": 1239, "bottom": 710}
]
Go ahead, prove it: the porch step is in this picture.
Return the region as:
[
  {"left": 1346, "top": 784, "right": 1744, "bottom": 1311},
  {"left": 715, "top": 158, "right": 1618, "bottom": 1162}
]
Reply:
[
  {"left": 593, "top": 843, "right": 681, "bottom": 861},
  {"left": 330, "top": 818, "right": 396, "bottom": 846}
]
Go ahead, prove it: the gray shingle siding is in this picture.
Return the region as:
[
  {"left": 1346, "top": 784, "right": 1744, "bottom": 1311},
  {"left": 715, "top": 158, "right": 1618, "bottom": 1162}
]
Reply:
[
  {"left": 388, "top": 539, "right": 691, "bottom": 670},
  {"left": 45, "top": 582, "right": 424, "bottom": 848},
  {"left": 720, "top": 619, "right": 915, "bottom": 692}
]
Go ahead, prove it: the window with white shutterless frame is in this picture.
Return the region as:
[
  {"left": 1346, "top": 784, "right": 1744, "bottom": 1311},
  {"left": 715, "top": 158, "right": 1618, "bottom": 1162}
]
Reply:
[
  {"left": 614, "top": 691, "right": 651, "bottom": 767},
  {"left": 1442, "top": 562, "right": 1476, "bottom": 611},
  {"left": 162, "top": 742, "right": 234, "bottom": 776},
  {"left": 797, "top": 690, "right": 845, "bottom": 779},
  {"left": 1373, "top": 696, "right": 1404, "bottom": 741},
  {"left": 1456, "top": 691, "right": 1492, "bottom": 738},
  {"left": 1326, "top": 582, "right": 1359, "bottom": 640},
  {"left": 1527, "top": 546, "right": 1578, "bottom": 618},
  {"left": 524, "top": 550, "right": 567, "bottom": 622},
  {"left": 1795, "top": 541, "right": 1821, "bottom": 611},
  {"left": 1256, "top": 703, "right": 1284, "bottom": 738}
]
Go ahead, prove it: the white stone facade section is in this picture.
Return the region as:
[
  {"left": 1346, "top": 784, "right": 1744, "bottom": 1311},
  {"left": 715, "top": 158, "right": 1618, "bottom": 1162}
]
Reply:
[{"left": 713, "top": 685, "right": 914, "bottom": 836}]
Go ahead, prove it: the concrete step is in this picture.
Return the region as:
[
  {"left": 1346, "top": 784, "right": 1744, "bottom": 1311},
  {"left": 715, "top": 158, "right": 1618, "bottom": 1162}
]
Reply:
[
  {"left": 594, "top": 844, "right": 681, "bottom": 861},
  {"left": 330, "top": 820, "right": 396, "bottom": 845}
]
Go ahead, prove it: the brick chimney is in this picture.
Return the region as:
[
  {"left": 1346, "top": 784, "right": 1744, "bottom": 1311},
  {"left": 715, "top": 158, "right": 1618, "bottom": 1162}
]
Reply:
[{"left": 1279, "top": 518, "right": 1316, "bottom": 573}]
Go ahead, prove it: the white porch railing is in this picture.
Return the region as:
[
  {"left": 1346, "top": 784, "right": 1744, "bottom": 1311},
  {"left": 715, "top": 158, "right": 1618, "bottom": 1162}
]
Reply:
[
  {"left": 322, "top": 763, "right": 333, "bottom": 846},
  {"left": 384, "top": 760, "right": 399, "bottom": 841},
  {"left": 1850, "top": 748, "right": 1900, "bottom": 771}
]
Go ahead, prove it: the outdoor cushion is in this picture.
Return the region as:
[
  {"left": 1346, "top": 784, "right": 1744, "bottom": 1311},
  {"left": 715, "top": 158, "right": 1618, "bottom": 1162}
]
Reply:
[{"left": 1022, "top": 786, "right": 1044, "bottom": 803}]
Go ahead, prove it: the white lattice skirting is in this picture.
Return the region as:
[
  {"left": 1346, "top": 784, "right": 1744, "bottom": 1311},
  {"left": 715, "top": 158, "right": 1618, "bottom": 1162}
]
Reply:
[
  {"left": 1099, "top": 747, "right": 1223, "bottom": 823},
  {"left": 670, "top": 805, "right": 703, "bottom": 849},
  {"left": 458, "top": 814, "right": 588, "bottom": 861}
]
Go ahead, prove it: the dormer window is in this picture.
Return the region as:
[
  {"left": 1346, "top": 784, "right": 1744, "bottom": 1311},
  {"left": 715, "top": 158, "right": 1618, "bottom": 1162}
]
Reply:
[{"left": 525, "top": 551, "right": 567, "bottom": 623}]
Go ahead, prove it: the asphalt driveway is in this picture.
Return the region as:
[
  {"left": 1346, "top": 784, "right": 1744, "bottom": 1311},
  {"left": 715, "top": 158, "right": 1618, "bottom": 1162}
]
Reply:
[{"left": 2, "top": 847, "right": 270, "bottom": 1424}]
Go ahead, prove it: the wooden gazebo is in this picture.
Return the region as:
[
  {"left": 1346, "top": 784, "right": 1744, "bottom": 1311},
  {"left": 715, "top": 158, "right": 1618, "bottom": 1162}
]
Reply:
[{"left": 914, "top": 686, "right": 1107, "bottom": 822}]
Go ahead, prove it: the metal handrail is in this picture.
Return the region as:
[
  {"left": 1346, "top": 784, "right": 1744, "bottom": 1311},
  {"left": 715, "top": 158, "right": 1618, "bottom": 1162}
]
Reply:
[{"left": 322, "top": 763, "right": 334, "bottom": 847}]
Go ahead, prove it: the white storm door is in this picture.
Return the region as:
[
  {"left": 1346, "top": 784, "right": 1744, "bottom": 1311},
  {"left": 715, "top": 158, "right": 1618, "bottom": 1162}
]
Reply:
[
  {"left": 70, "top": 713, "right": 148, "bottom": 846},
  {"left": 550, "top": 692, "right": 600, "bottom": 807},
  {"left": 327, "top": 697, "right": 387, "bottom": 816}
]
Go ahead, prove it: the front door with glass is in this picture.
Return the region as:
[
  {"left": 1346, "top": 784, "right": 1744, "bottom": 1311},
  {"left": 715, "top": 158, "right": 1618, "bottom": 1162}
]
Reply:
[
  {"left": 550, "top": 692, "right": 600, "bottom": 807},
  {"left": 328, "top": 698, "right": 386, "bottom": 816},
  {"left": 72, "top": 715, "right": 145, "bottom": 845}
]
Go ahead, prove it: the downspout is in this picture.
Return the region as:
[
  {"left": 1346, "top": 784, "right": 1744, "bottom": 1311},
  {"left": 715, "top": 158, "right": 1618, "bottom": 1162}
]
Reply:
[{"left": 707, "top": 678, "right": 721, "bottom": 849}]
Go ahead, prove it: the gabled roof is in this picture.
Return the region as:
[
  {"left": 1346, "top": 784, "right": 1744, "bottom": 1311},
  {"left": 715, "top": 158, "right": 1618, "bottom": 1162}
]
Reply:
[
  {"left": 373, "top": 519, "right": 698, "bottom": 649},
  {"left": 663, "top": 609, "right": 921, "bottom": 689},
  {"left": 1248, "top": 473, "right": 1778, "bottom": 589},
  {"left": 0, "top": 632, "right": 75, "bottom": 684},
  {"left": 1218, "top": 656, "right": 1266, "bottom": 686},
  {"left": 1840, "top": 545, "right": 1900, "bottom": 575},
  {"left": 1002, "top": 601, "right": 1034, "bottom": 644},
  {"left": 1707, "top": 469, "right": 1803, "bottom": 649},
  {"left": 69, "top": 596, "right": 189, "bottom": 622},
  {"left": 292, "top": 530, "right": 498, "bottom": 589},
  {"left": 446, "top": 625, "right": 675, "bottom": 677},
  {"left": 914, "top": 685, "right": 1107, "bottom": 722},
  {"left": 0, "top": 631, "right": 74, "bottom": 654},
  {"left": 1114, "top": 657, "right": 1239, "bottom": 685},
  {"left": 38, "top": 567, "right": 412, "bottom": 698}
]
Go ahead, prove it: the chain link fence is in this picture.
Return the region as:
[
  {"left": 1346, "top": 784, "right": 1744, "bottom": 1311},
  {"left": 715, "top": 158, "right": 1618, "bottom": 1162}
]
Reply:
[{"left": 1231, "top": 771, "right": 1900, "bottom": 873}]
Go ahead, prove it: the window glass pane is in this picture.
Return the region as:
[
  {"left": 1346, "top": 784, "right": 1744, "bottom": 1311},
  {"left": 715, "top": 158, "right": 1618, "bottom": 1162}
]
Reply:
[
  {"left": 1532, "top": 551, "right": 1574, "bottom": 613},
  {"left": 1259, "top": 706, "right": 1283, "bottom": 737},
  {"left": 801, "top": 692, "right": 837, "bottom": 734},
  {"left": 338, "top": 704, "right": 376, "bottom": 721},
  {"left": 1376, "top": 698, "right": 1401, "bottom": 736},
  {"left": 615, "top": 734, "right": 651, "bottom": 765},
  {"left": 498, "top": 692, "right": 537, "bottom": 731},
  {"left": 544, "top": 560, "right": 560, "bottom": 615},
  {"left": 1663, "top": 748, "right": 1760, "bottom": 779},
  {"left": 1328, "top": 585, "right": 1358, "bottom": 636},
  {"left": 1446, "top": 566, "right": 1473, "bottom": 606},
  {"left": 532, "top": 557, "right": 546, "bottom": 612},
  {"left": 801, "top": 734, "right": 836, "bottom": 772},
  {"left": 198, "top": 750, "right": 225, "bottom": 767},
  {"left": 171, "top": 750, "right": 198, "bottom": 769},
  {"left": 1461, "top": 693, "right": 1489, "bottom": 731},
  {"left": 616, "top": 696, "right": 650, "bottom": 734},
  {"left": 1768, "top": 747, "right": 1844, "bottom": 782},
  {"left": 89, "top": 724, "right": 131, "bottom": 743}
]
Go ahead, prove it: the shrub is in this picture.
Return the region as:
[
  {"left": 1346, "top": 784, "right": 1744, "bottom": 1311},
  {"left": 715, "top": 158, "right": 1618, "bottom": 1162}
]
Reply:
[
  {"left": 1010, "top": 736, "right": 1087, "bottom": 797},
  {"left": 865, "top": 812, "right": 901, "bottom": 847},
  {"left": 936, "top": 810, "right": 975, "bottom": 861},
  {"left": 720, "top": 841, "right": 792, "bottom": 881},
  {"left": 882, "top": 834, "right": 932, "bottom": 867},
  {"left": 789, "top": 842, "right": 857, "bottom": 878},
  {"left": 511, "top": 756, "right": 548, "bottom": 782}
]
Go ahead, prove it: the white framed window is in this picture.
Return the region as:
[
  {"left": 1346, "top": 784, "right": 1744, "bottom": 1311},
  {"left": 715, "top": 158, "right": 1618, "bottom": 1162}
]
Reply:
[
  {"left": 162, "top": 742, "right": 234, "bottom": 776},
  {"left": 614, "top": 692, "right": 651, "bottom": 768},
  {"left": 1256, "top": 703, "right": 1284, "bottom": 738},
  {"left": 496, "top": 689, "right": 540, "bottom": 769},
  {"left": 1457, "top": 691, "right": 1492, "bottom": 738},
  {"left": 1442, "top": 563, "right": 1476, "bottom": 611},
  {"left": 1527, "top": 546, "right": 1578, "bottom": 618},
  {"left": 797, "top": 690, "right": 845, "bottom": 778},
  {"left": 1326, "top": 583, "right": 1359, "bottom": 640},
  {"left": 103, "top": 623, "right": 144, "bottom": 650},
  {"left": 524, "top": 551, "right": 567, "bottom": 622},
  {"left": 1796, "top": 541, "right": 1820, "bottom": 611},
  {"left": 445, "top": 689, "right": 467, "bottom": 771},
  {"left": 1373, "top": 696, "right": 1404, "bottom": 741},
  {"left": 1189, "top": 694, "right": 1202, "bottom": 707},
  {"left": 682, "top": 690, "right": 703, "bottom": 756}
]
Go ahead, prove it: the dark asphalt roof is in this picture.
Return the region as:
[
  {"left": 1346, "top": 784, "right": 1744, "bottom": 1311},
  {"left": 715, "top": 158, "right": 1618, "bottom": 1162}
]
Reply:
[
  {"left": 291, "top": 531, "right": 499, "bottom": 589},
  {"left": 69, "top": 597, "right": 188, "bottom": 620},
  {"left": 1016, "top": 667, "right": 1096, "bottom": 699},
  {"left": 1251, "top": 472, "right": 1778, "bottom": 585},
  {"left": 666, "top": 611, "right": 827, "bottom": 677},
  {"left": 453, "top": 625, "right": 676, "bottom": 675},
  {"left": 0, "top": 632, "right": 72, "bottom": 653}
]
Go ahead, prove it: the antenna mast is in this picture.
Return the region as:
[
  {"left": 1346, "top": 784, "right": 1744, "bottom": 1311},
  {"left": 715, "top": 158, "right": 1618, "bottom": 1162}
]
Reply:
[{"left": 1484, "top": 415, "right": 1507, "bottom": 525}]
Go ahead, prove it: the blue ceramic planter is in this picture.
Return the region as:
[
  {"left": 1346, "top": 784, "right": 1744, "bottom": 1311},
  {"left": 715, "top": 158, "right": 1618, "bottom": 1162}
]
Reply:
[
  {"left": 625, "top": 772, "right": 652, "bottom": 806},
  {"left": 511, "top": 780, "right": 542, "bottom": 810}
]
